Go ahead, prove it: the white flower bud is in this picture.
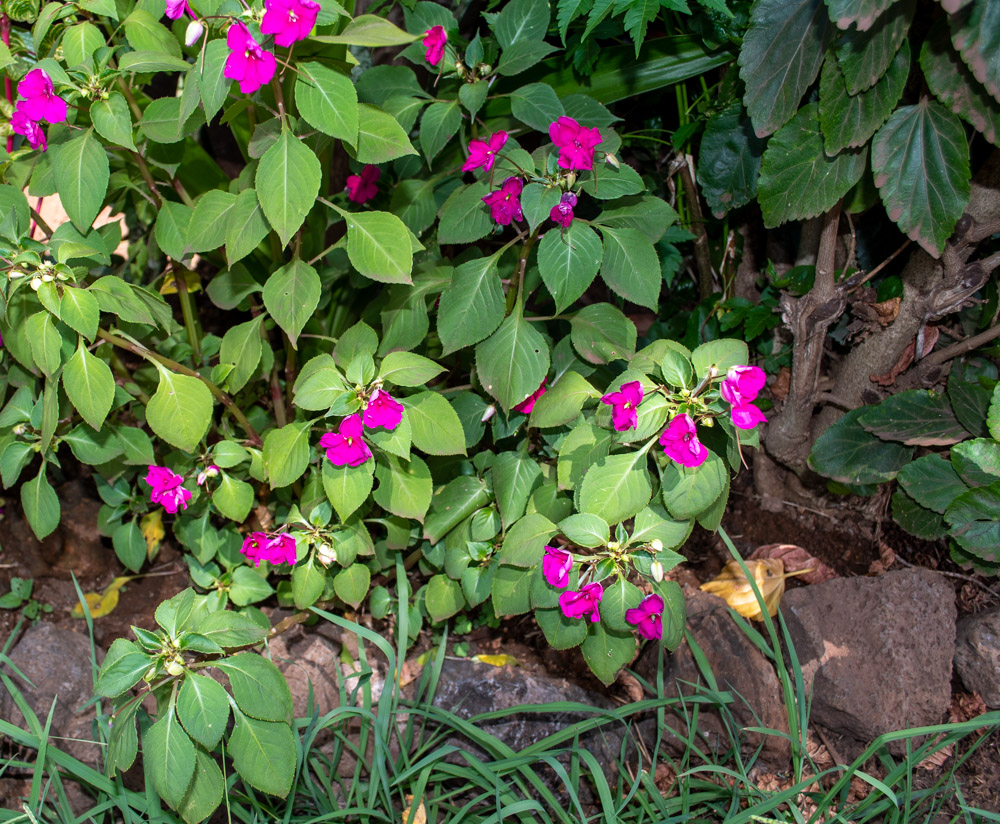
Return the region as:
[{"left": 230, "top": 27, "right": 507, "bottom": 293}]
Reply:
[
  {"left": 650, "top": 539, "right": 663, "bottom": 552},
  {"left": 481, "top": 404, "right": 496, "bottom": 423},
  {"left": 165, "top": 660, "right": 185, "bottom": 676},
  {"left": 41, "top": 273, "right": 54, "bottom": 282},
  {"left": 605, "top": 152, "right": 620, "bottom": 170},
  {"left": 317, "top": 542, "right": 337, "bottom": 566},
  {"left": 650, "top": 561, "right": 665, "bottom": 582},
  {"left": 30, "top": 277, "right": 42, "bottom": 291},
  {"left": 185, "top": 19, "right": 205, "bottom": 47}
]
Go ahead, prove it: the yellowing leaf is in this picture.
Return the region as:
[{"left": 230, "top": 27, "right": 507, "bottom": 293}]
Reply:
[
  {"left": 71, "top": 576, "right": 134, "bottom": 619},
  {"left": 471, "top": 653, "right": 520, "bottom": 667},
  {"left": 159, "top": 268, "right": 202, "bottom": 294},
  {"left": 700, "top": 559, "right": 811, "bottom": 620},
  {"left": 141, "top": 510, "right": 165, "bottom": 560},
  {"left": 402, "top": 795, "right": 426, "bottom": 824}
]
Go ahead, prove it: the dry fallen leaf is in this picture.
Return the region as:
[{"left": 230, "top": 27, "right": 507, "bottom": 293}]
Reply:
[
  {"left": 71, "top": 576, "right": 134, "bottom": 619},
  {"left": 750, "top": 543, "right": 839, "bottom": 585},
  {"left": 700, "top": 559, "right": 812, "bottom": 620},
  {"left": 141, "top": 510, "right": 165, "bottom": 561},
  {"left": 401, "top": 795, "right": 426, "bottom": 824},
  {"left": 471, "top": 653, "right": 519, "bottom": 667}
]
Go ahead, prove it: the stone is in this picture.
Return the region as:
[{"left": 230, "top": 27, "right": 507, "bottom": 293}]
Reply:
[
  {"left": 0, "top": 622, "right": 104, "bottom": 769},
  {"left": 270, "top": 634, "right": 343, "bottom": 718},
  {"left": 781, "top": 569, "right": 956, "bottom": 757},
  {"left": 635, "top": 589, "right": 791, "bottom": 769},
  {"left": 954, "top": 608, "right": 1000, "bottom": 708}
]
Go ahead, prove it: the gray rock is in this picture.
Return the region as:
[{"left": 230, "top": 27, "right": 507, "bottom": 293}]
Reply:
[
  {"left": 781, "top": 569, "right": 956, "bottom": 757},
  {"left": 954, "top": 608, "right": 1000, "bottom": 708},
  {"left": 0, "top": 622, "right": 103, "bottom": 768}
]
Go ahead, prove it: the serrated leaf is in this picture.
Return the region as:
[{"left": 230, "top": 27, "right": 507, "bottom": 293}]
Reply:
[
  {"left": 858, "top": 389, "right": 968, "bottom": 445},
  {"left": 949, "top": 0, "right": 1000, "bottom": 104},
  {"left": 569, "top": 303, "right": 636, "bottom": 364},
  {"left": 892, "top": 489, "right": 949, "bottom": 540},
  {"left": 476, "top": 305, "right": 550, "bottom": 412},
  {"left": 295, "top": 61, "right": 358, "bottom": 142},
  {"left": 419, "top": 101, "right": 461, "bottom": 163},
  {"left": 63, "top": 340, "right": 114, "bottom": 430},
  {"left": 437, "top": 182, "right": 493, "bottom": 245},
  {"left": 836, "top": 0, "right": 913, "bottom": 92},
  {"left": 147, "top": 367, "right": 213, "bottom": 452},
  {"left": 144, "top": 711, "right": 196, "bottom": 809},
  {"left": 256, "top": 127, "right": 321, "bottom": 248},
  {"left": 599, "top": 226, "right": 661, "bottom": 309},
  {"left": 263, "top": 422, "right": 311, "bottom": 488},
  {"left": 808, "top": 407, "right": 914, "bottom": 483},
  {"left": 580, "top": 622, "right": 635, "bottom": 685},
  {"left": 579, "top": 449, "right": 652, "bottom": 525},
  {"left": 825, "top": 0, "right": 896, "bottom": 30},
  {"left": 698, "top": 103, "right": 766, "bottom": 217},
  {"left": 897, "top": 453, "right": 968, "bottom": 514},
  {"left": 537, "top": 221, "right": 603, "bottom": 313},
  {"left": 354, "top": 103, "right": 418, "bottom": 164},
  {"left": 437, "top": 254, "right": 504, "bottom": 353},
  {"left": 263, "top": 259, "right": 320, "bottom": 346},
  {"left": 402, "top": 392, "right": 467, "bottom": 456},
  {"left": 177, "top": 673, "right": 230, "bottom": 749},
  {"left": 229, "top": 714, "right": 295, "bottom": 798},
  {"left": 372, "top": 453, "right": 431, "bottom": 521},
  {"left": 226, "top": 189, "right": 271, "bottom": 265},
  {"left": 52, "top": 130, "right": 109, "bottom": 233}
]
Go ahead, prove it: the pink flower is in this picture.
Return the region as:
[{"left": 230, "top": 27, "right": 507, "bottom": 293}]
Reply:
[
  {"left": 240, "top": 532, "right": 298, "bottom": 567},
  {"left": 625, "top": 593, "right": 664, "bottom": 641},
  {"left": 196, "top": 464, "right": 220, "bottom": 486},
  {"left": 240, "top": 531, "right": 269, "bottom": 565},
  {"left": 423, "top": 25, "right": 447, "bottom": 66},
  {"left": 345, "top": 164, "right": 380, "bottom": 204},
  {"left": 463, "top": 131, "right": 508, "bottom": 172},
  {"left": 549, "top": 192, "right": 577, "bottom": 228},
  {"left": 559, "top": 582, "right": 603, "bottom": 623},
  {"left": 165, "top": 0, "right": 191, "bottom": 19},
  {"left": 720, "top": 365, "right": 766, "bottom": 406},
  {"left": 548, "top": 116, "right": 602, "bottom": 171},
  {"left": 513, "top": 377, "right": 546, "bottom": 414},
  {"left": 16, "top": 69, "right": 67, "bottom": 124},
  {"left": 224, "top": 23, "right": 277, "bottom": 94},
  {"left": 320, "top": 414, "right": 372, "bottom": 467},
  {"left": 483, "top": 176, "right": 524, "bottom": 226},
  {"left": 730, "top": 403, "right": 767, "bottom": 430},
  {"left": 601, "top": 380, "right": 643, "bottom": 431},
  {"left": 542, "top": 545, "right": 573, "bottom": 589},
  {"left": 145, "top": 465, "right": 192, "bottom": 514},
  {"left": 659, "top": 414, "right": 708, "bottom": 468},
  {"left": 362, "top": 389, "right": 404, "bottom": 431},
  {"left": 11, "top": 108, "right": 46, "bottom": 151},
  {"left": 261, "top": 0, "right": 320, "bottom": 47}
]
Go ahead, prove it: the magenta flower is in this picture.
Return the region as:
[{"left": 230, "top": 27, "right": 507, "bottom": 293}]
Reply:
[
  {"left": 542, "top": 545, "right": 573, "bottom": 589},
  {"left": 601, "top": 380, "right": 643, "bottom": 432},
  {"left": 224, "top": 23, "right": 277, "bottom": 94},
  {"left": 320, "top": 414, "right": 372, "bottom": 467},
  {"left": 362, "top": 389, "right": 404, "bottom": 431},
  {"left": 513, "top": 377, "right": 546, "bottom": 414},
  {"left": 720, "top": 365, "right": 766, "bottom": 406},
  {"left": 345, "top": 164, "right": 381, "bottom": 204},
  {"left": 196, "top": 464, "right": 220, "bottom": 486},
  {"left": 549, "top": 192, "right": 577, "bottom": 228},
  {"left": 423, "top": 25, "right": 447, "bottom": 66},
  {"left": 240, "top": 532, "right": 297, "bottom": 567},
  {"left": 463, "top": 131, "right": 508, "bottom": 172},
  {"left": 11, "top": 108, "right": 46, "bottom": 151},
  {"left": 548, "top": 116, "right": 602, "bottom": 171},
  {"left": 625, "top": 593, "right": 664, "bottom": 641},
  {"left": 483, "top": 176, "right": 524, "bottom": 226},
  {"left": 16, "top": 69, "right": 67, "bottom": 124},
  {"left": 730, "top": 403, "right": 767, "bottom": 430},
  {"left": 659, "top": 414, "right": 708, "bottom": 468},
  {"left": 240, "top": 532, "right": 269, "bottom": 565},
  {"left": 559, "top": 582, "right": 603, "bottom": 623},
  {"left": 261, "top": 0, "right": 320, "bottom": 47},
  {"left": 165, "top": 0, "right": 191, "bottom": 19},
  {"left": 145, "top": 465, "right": 192, "bottom": 514}
]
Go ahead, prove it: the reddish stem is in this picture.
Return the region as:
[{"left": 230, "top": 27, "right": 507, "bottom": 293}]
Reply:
[{"left": 2, "top": 15, "right": 11, "bottom": 153}]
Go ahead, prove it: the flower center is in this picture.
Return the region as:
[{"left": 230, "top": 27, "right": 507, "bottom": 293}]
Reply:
[
  {"left": 624, "top": 402, "right": 631, "bottom": 409},
  {"left": 347, "top": 437, "right": 354, "bottom": 445},
  {"left": 289, "top": 10, "right": 298, "bottom": 21}
]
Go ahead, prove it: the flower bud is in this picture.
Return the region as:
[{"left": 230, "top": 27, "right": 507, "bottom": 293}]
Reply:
[
  {"left": 650, "top": 539, "right": 663, "bottom": 552},
  {"left": 165, "top": 660, "right": 185, "bottom": 676},
  {"left": 478, "top": 63, "right": 491, "bottom": 77},
  {"left": 185, "top": 18, "right": 204, "bottom": 47},
  {"left": 316, "top": 542, "right": 337, "bottom": 566},
  {"left": 650, "top": 561, "right": 665, "bottom": 582},
  {"left": 480, "top": 404, "right": 496, "bottom": 423},
  {"left": 41, "top": 273, "right": 53, "bottom": 282},
  {"left": 11, "top": 424, "right": 25, "bottom": 436},
  {"left": 30, "top": 276, "right": 42, "bottom": 291},
  {"left": 605, "top": 152, "right": 620, "bottom": 170}
]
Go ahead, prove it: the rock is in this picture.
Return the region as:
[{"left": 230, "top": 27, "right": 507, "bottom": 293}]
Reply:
[
  {"left": 270, "top": 634, "right": 343, "bottom": 718},
  {"left": 954, "top": 608, "right": 1000, "bottom": 708},
  {"left": 635, "top": 590, "right": 791, "bottom": 769},
  {"left": 0, "top": 622, "right": 104, "bottom": 769},
  {"left": 781, "top": 569, "right": 955, "bottom": 757}
]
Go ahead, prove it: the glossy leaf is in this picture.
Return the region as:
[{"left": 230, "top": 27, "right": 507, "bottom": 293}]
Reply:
[
  {"left": 808, "top": 408, "right": 913, "bottom": 483},
  {"left": 52, "top": 130, "right": 109, "bottom": 233},
  {"left": 836, "top": 0, "right": 913, "bottom": 92},
  {"left": 256, "top": 127, "right": 321, "bottom": 248},
  {"left": 858, "top": 389, "right": 969, "bottom": 445},
  {"left": 537, "top": 221, "right": 603, "bottom": 312},
  {"left": 63, "top": 340, "right": 114, "bottom": 431},
  {"left": 476, "top": 305, "right": 550, "bottom": 411},
  {"left": 570, "top": 303, "right": 637, "bottom": 364}
]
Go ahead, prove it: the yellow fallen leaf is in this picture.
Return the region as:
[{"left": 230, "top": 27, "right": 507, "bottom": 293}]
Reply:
[
  {"left": 71, "top": 576, "right": 134, "bottom": 619},
  {"left": 159, "top": 268, "right": 202, "bottom": 295},
  {"left": 141, "top": 510, "right": 165, "bottom": 561},
  {"left": 700, "top": 559, "right": 811, "bottom": 620},
  {"left": 471, "top": 653, "right": 520, "bottom": 667},
  {"left": 401, "top": 794, "right": 426, "bottom": 824}
]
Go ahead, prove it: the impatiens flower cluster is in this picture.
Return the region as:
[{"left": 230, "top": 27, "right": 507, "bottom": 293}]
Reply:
[
  {"left": 423, "top": 25, "right": 447, "bottom": 66},
  {"left": 549, "top": 116, "right": 602, "bottom": 171},
  {"left": 660, "top": 413, "right": 708, "bottom": 468},
  {"left": 560, "top": 583, "right": 603, "bottom": 622},
  {"left": 463, "top": 131, "right": 507, "bottom": 172},
  {"left": 240, "top": 531, "right": 297, "bottom": 567},
  {"left": 601, "top": 380, "right": 643, "bottom": 431},
  {"left": 261, "top": 0, "right": 320, "bottom": 47},
  {"left": 550, "top": 192, "right": 577, "bottom": 228},
  {"left": 483, "top": 177, "right": 524, "bottom": 225},
  {"left": 362, "top": 388, "right": 404, "bottom": 430},
  {"left": 625, "top": 594, "right": 664, "bottom": 640},
  {"left": 196, "top": 464, "right": 220, "bottom": 486},
  {"left": 322, "top": 388, "right": 405, "bottom": 467},
  {"left": 345, "top": 164, "right": 381, "bottom": 204},
  {"left": 11, "top": 69, "right": 67, "bottom": 152},
  {"left": 145, "top": 465, "right": 192, "bottom": 514},
  {"left": 720, "top": 365, "right": 768, "bottom": 430},
  {"left": 224, "top": 23, "right": 276, "bottom": 94}
]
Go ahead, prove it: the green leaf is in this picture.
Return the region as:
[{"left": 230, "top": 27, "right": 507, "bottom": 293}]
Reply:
[
  {"left": 140, "top": 97, "right": 202, "bottom": 144},
  {"left": 63, "top": 339, "right": 114, "bottom": 430},
  {"left": 373, "top": 453, "right": 431, "bottom": 521},
  {"left": 420, "top": 101, "right": 461, "bottom": 163},
  {"left": 25, "top": 312, "right": 61, "bottom": 377},
  {"left": 292, "top": 556, "right": 326, "bottom": 609},
  {"left": 263, "top": 259, "right": 320, "bottom": 346},
  {"left": 690, "top": 339, "right": 748, "bottom": 377},
  {"left": 580, "top": 622, "right": 635, "bottom": 685},
  {"left": 323, "top": 459, "right": 375, "bottom": 522},
  {"left": 52, "top": 131, "right": 109, "bottom": 233},
  {"left": 334, "top": 321, "right": 378, "bottom": 370},
  {"left": 263, "top": 423, "right": 312, "bottom": 488},
  {"left": 229, "top": 714, "right": 295, "bottom": 798},
  {"left": 509, "top": 82, "right": 565, "bottom": 132},
  {"left": 339, "top": 208, "right": 413, "bottom": 284},
  {"left": 661, "top": 450, "right": 728, "bottom": 520},
  {"left": 494, "top": 0, "right": 550, "bottom": 48},
  {"left": 808, "top": 408, "right": 914, "bottom": 484},
  {"left": 496, "top": 40, "right": 558, "bottom": 76},
  {"left": 95, "top": 639, "right": 151, "bottom": 697},
  {"left": 836, "top": 0, "right": 913, "bottom": 93},
  {"left": 990, "top": 383, "right": 1000, "bottom": 441},
  {"left": 599, "top": 226, "right": 661, "bottom": 309},
  {"left": 425, "top": 573, "right": 466, "bottom": 622},
  {"left": 177, "top": 673, "right": 230, "bottom": 749},
  {"left": 219, "top": 316, "right": 263, "bottom": 394},
  {"left": 390, "top": 178, "right": 437, "bottom": 234},
  {"left": 437, "top": 254, "right": 504, "bottom": 353},
  {"left": 536, "top": 606, "right": 587, "bottom": 650},
  {"left": 871, "top": 100, "right": 971, "bottom": 258},
  {"left": 557, "top": 422, "right": 613, "bottom": 491},
  {"left": 424, "top": 475, "right": 491, "bottom": 543},
  {"left": 578, "top": 449, "right": 652, "bottom": 525},
  {"left": 113, "top": 520, "right": 146, "bottom": 573},
  {"left": 520, "top": 183, "right": 562, "bottom": 233},
  {"left": 215, "top": 653, "right": 292, "bottom": 723},
  {"left": 738, "top": 0, "right": 831, "bottom": 137},
  {"left": 894, "top": 487, "right": 948, "bottom": 539},
  {"left": 144, "top": 710, "right": 196, "bottom": 809},
  {"left": 493, "top": 452, "right": 543, "bottom": 529},
  {"left": 537, "top": 221, "right": 603, "bottom": 313},
  {"left": 256, "top": 127, "right": 321, "bottom": 247},
  {"left": 63, "top": 20, "right": 103, "bottom": 67},
  {"left": 558, "top": 513, "right": 610, "bottom": 547},
  {"left": 91, "top": 92, "right": 136, "bottom": 150},
  {"left": 354, "top": 103, "right": 418, "bottom": 164},
  {"left": 214, "top": 473, "right": 254, "bottom": 523},
  {"left": 323, "top": 13, "right": 418, "bottom": 46},
  {"left": 529, "top": 371, "right": 599, "bottom": 428},
  {"left": 949, "top": 0, "right": 1000, "bottom": 103},
  {"left": 897, "top": 453, "right": 968, "bottom": 514},
  {"left": 945, "top": 480, "right": 1000, "bottom": 563},
  {"left": 118, "top": 51, "right": 191, "bottom": 73},
  {"left": 758, "top": 103, "right": 867, "bottom": 227},
  {"left": 570, "top": 303, "right": 636, "bottom": 365},
  {"left": 602, "top": 575, "right": 644, "bottom": 633},
  {"left": 825, "top": 0, "right": 896, "bottom": 30},
  {"left": 497, "top": 512, "right": 557, "bottom": 567},
  {"left": 196, "top": 610, "right": 268, "bottom": 648},
  {"left": 225, "top": 189, "right": 271, "bottom": 265},
  {"left": 333, "top": 563, "right": 371, "bottom": 608},
  {"left": 402, "top": 392, "right": 467, "bottom": 455},
  {"left": 437, "top": 182, "right": 493, "bottom": 245},
  {"left": 176, "top": 747, "right": 224, "bottom": 824},
  {"left": 59, "top": 287, "right": 100, "bottom": 341},
  {"left": 124, "top": 9, "right": 180, "bottom": 56},
  {"left": 295, "top": 61, "right": 358, "bottom": 142},
  {"left": 698, "top": 103, "right": 767, "bottom": 217},
  {"left": 592, "top": 194, "right": 679, "bottom": 242},
  {"left": 629, "top": 505, "right": 692, "bottom": 549},
  {"left": 199, "top": 39, "right": 231, "bottom": 121},
  {"left": 229, "top": 567, "right": 275, "bottom": 606},
  {"left": 491, "top": 564, "right": 533, "bottom": 616},
  {"left": 951, "top": 438, "right": 1000, "bottom": 488},
  {"left": 476, "top": 304, "right": 550, "bottom": 411},
  {"left": 820, "top": 41, "right": 909, "bottom": 155},
  {"left": 858, "top": 389, "right": 968, "bottom": 445},
  {"left": 147, "top": 367, "right": 213, "bottom": 453},
  {"left": 377, "top": 351, "right": 444, "bottom": 386},
  {"left": 579, "top": 163, "right": 644, "bottom": 201}
]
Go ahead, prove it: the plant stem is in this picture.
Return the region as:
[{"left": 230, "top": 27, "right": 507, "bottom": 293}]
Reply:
[
  {"left": 1, "top": 15, "right": 11, "bottom": 154},
  {"left": 174, "top": 270, "right": 202, "bottom": 362},
  {"left": 98, "top": 327, "right": 262, "bottom": 446}
]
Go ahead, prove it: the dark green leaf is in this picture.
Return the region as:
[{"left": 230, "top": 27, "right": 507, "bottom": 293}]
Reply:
[
  {"left": 537, "top": 221, "right": 603, "bottom": 312},
  {"left": 808, "top": 408, "right": 914, "bottom": 483},
  {"left": 437, "top": 254, "right": 505, "bottom": 353},
  {"left": 836, "top": 0, "right": 913, "bottom": 93},
  {"left": 950, "top": 0, "right": 1000, "bottom": 103},
  {"left": 476, "top": 305, "right": 550, "bottom": 411},
  {"left": 858, "top": 389, "right": 968, "bottom": 445},
  {"left": 897, "top": 453, "right": 968, "bottom": 514}
]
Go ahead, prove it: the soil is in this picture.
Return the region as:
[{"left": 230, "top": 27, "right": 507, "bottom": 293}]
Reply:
[{"left": 1, "top": 468, "right": 998, "bottom": 816}]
